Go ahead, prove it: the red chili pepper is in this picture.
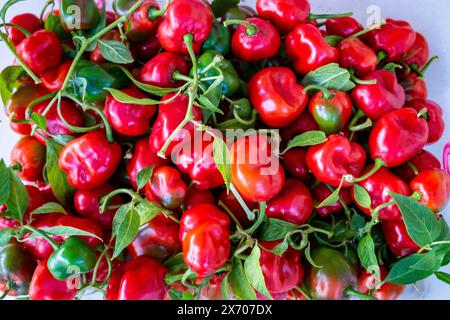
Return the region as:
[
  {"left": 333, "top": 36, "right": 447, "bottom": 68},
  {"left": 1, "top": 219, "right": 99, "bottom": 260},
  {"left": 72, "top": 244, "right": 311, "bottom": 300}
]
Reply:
[
  {"left": 126, "top": 138, "right": 169, "bottom": 190},
  {"left": 229, "top": 18, "right": 281, "bottom": 62},
  {"left": 337, "top": 38, "right": 378, "bottom": 77},
  {"left": 369, "top": 108, "right": 429, "bottom": 167},
  {"left": 25, "top": 185, "right": 51, "bottom": 215},
  {"left": 286, "top": 24, "right": 338, "bottom": 75},
  {"left": 311, "top": 184, "right": 352, "bottom": 218},
  {"left": 90, "top": 30, "right": 122, "bottom": 63},
  {"left": 149, "top": 93, "right": 202, "bottom": 157},
  {"left": 352, "top": 167, "right": 410, "bottom": 220},
  {"left": 405, "top": 99, "right": 445, "bottom": 144},
  {"left": 8, "top": 13, "right": 42, "bottom": 46},
  {"left": 16, "top": 30, "right": 62, "bottom": 74},
  {"left": 248, "top": 67, "right": 308, "bottom": 127},
  {"left": 128, "top": 214, "right": 181, "bottom": 261},
  {"left": 403, "top": 33, "right": 429, "bottom": 69},
  {"left": 157, "top": 0, "right": 213, "bottom": 55},
  {"left": 358, "top": 267, "right": 404, "bottom": 300},
  {"left": 364, "top": 18, "right": 416, "bottom": 62},
  {"left": 326, "top": 17, "right": 363, "bottom": 38},
  {"left": 306, "top": 134, "right": 366, "bottom": 188},
  {"left": 259, "top": 241, "right": 304, "bottom": 294},
  {"left": 130, "top": 34, "right": 161, "bottom": 62},
  {"left": 401, "top": 73, "right": 428, "bottom": 102},
  {"left": 185, "top": 186, "right": 215, "bottom": 210},
  {"left": 138, "top": 52, "right": 189, "bottom": 88},
  {"left": 124, "top": 0, "right": 162, "bottom": 42},
  {"left": 351, "top": 70, "right": 405, "bottom": 120},
  {"left": 104, "top": 88, "right": 156, "bottom": 137},
  {"left": 230, "top": 134, "right": 285, "bottom": 202},
  {"left": 40, "top": 60, "right": 72, "bottom": 91},
  {"left": 145, "top": 166, "right": 188, "bottom": 210},
  {"left": 267, "top": 179, "right": 313, "bottom": 225},
  {"left": 410, "top": 169, "right": 450, "bottom": 213},
  {"left": 29, "top": 260, "right": 78, "bottom": 300},
  {"left": 10, "top": 136, "right": 46, "bottom": 182},
  {"left": 106, "top": 256, "right": 168, "bottom": 300},
  {"left": 382, "top": 219, "right": 420, "bottom": 257},
  {"left": 280, "top": 110, "right": 319, "bottom": 141},
  {"left": 394, "top": 150, "right": 441, "bottom": 183},
  {"left": 59, "top": 130, "right": 122, "bottom": 190},
  {"left": 282, "top": 148, "right": 309, "bottom": 181},
  {"left": 74, "top": 184, "right": 123, "bottom": 230},
  {"left": 218, "top": 190, "right": 257, "bottom": 228}
]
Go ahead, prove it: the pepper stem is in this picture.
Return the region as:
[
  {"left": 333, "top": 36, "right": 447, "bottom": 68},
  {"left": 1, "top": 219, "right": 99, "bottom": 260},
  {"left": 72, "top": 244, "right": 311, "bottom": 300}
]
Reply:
[
  {"left": 407, "top": 161, "right": 419, "bottom": 175},
  {"left": 303, "top": 84, "right": 334, "bottom": 100},
  {"left": 351, "top": 20, "right": 386, "bottom": 39},
  {"left": 230, "top": 184, "right": 256, "bottom": 221},
  {"left": 309, "top": 12, "right": 353, "bottom": 21},
  {"left": 244, "top": 202, "right": 267, "bottom": 235},
  {"left": 0, "top": 23, "right": 31, "bottom": 36},
  {"left": 100, "top": 188, "right": 143, "bottom": 213},
  {"left": 147, "top": 0, "right": 170, "bottom": 20},
  {"left": 344, "top": 287, "right": 378, "bottom": 300},
  {"left": 218, "top": 200, "right": 244, "bottom": 231},
  {"left": 419, "top": 56, "right": 439, "bottom": 75},
  {"left": 354, "top": 158, "right": 386, "bottom": 183},
  {"left": 295, "top": 286, "right": 312, "bottom": 300},
  {"left": 223, "top": 19, "right": 258, "bottom": 36},
  {"left": 21, "top": 225, "right": 59, "bottom": 251}
]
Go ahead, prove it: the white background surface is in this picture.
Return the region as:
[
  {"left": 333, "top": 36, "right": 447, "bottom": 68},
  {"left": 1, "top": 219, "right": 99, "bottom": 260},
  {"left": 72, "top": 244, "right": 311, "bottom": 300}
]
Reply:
[{"left": 0, "top": 0, "right": 448, "bottom": 299}]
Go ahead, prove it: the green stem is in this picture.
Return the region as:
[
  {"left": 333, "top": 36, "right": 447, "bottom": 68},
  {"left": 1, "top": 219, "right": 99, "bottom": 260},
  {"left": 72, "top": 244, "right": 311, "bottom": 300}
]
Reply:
[
  {"left": 223, "top": 19, "right": 257, "bottom": 36},
  {"left": 84, "top": 104, "right": 114, "bottom": 143},
  {"left": 309, "top": 12, "right": 353, "bottom": 21},
  {"left": 351, "top": 21, "right": 386, "bottom": 39},
  {"left": 407, "top": 161, "right": 419, "bottom": 176},
  {"left": 303, "top": 84, "right": 334, "bottom": 99},
  {"left": 100, "top": 189, "right": 143, "bottom": 213},
  {"left": 377, "top": 51, "right": 388, "bottom": 64},
  {"left": 218, "top": 200, "right": 244, "bottom": 231},
  {"left": 295, "top": 286, "right": 312, "bottom": 300},
  {"left": 419, "top": 56, "right": 439, "bottom": 75},
  {"left": 350, "top": 74, "right": 377, "bottom": 85},
  {"left": 172, "top": 71, "right": 193, "bottom": 82},
  {"left": 244, "top": 202, "right": 266, "bottom": 235},
  {"left": 344, "top": 287, "right": 378, "bottom": 300},
  {"left": 147, "top": 0, "right": 170, "bottom": 20},
  {"left": 26, "top": 92, "right": 58, "bottom": 117},
  {"left": 56, "top": 98, "right": 102, "bottom": 133},
  {"left": 21, "top": 225, "right": 59, "bottom": 251},
  {"left": 233, "top": 238, "right": 254, "bottom": 258},
  {"left": 230, "top": 184, "right": 256, "bottom": 221},
  {"left": 354, "top": 158, "right": 386, "bottom": 182},
  {"left": 233, "top": 109, "right": 257, "bottom": 126},
  {"left": 325, "top": 184, "right": 351, "bottom": 220},
  {"left": 0, "top": 23, "right": 31, "bottom": 36}
]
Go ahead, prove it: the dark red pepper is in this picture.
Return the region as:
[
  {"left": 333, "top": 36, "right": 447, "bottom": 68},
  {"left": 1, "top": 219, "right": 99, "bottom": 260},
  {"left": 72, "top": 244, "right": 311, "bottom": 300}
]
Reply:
[
  {"left": 403, "top": 32, "right": 429, "bottom": 69},
  {"left": 218, "top": 190, "right": 257, "bottom": 228},
  {"left": 40, "top": 60, "right": 72, "bottom": 91},
  {"left": 90, "top": 30, "right": 122, "bottom": 63},
  {"left": 326, "top": 17, "right": 363, "bottom": 38},
  {"left": 337, "top": 37, "right": 377, "bottom": 77},
  {"left": 382, "top": 219, "right": 420, "bottom": 257},
  {"left": 405, "top": 99, "right": 445, "bottom": 144},
  {"left": 280, "top": 110, "right": 319, "bottom": 141},
  {"left": 394, "top": 150, "right": 441, "bottom": 183},
  {"left": 185, "top": 186, "right": 215, "bottom": 210},
  {"left": 10, "top": 136, "right": 46, "bottom": 182},
  {"left": 124, "top": 0, "right": 162, "bottom": 42},
  {"left": 8, "top": 13, "right": 42, "bottom": 46},
  {"left": 311, "top": 184, "right": 352, "bottom": 218},
  {"left": 401, "top": 73, "right": 428, "bottom": 102},
  {"left": 138, "top": 52, "right": 189, "bottom": 88},
  {"left": 410, "top": 169, "right": 450, "bottom": 213},
  {"left": 130, "top": 34, "right": 161, "bottom": 62},
  {"left": 282, "top": 148, "right": 309, "bottom": 181},
  {"left": 358, "top": 267, "right": 404, "bottom": 300}
]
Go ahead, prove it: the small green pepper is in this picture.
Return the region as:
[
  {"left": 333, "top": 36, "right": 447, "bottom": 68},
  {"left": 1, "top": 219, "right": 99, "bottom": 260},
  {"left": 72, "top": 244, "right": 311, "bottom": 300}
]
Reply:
[
  {"left": 202, "top": 22, "right": 231, "bottom": 55},
  {"left": 60, "top": 0, "right": 100, "bottom": 31}
]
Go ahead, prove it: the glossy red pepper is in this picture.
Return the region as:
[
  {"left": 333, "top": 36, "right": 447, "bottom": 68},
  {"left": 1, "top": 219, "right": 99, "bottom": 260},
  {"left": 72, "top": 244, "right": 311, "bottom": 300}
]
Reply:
[
  {"left": 130, "top": 34, "right": 161, "bottom": 62},
  {"left": 185, "top": 186, "right": 215, "bottom": 210},
  {"left": 403, "top": 33, "right": 430, "bottom": 69},
  {"left": 306, "top": 134, "right": 366, "bottom": 188},
  {"left": 282, "top": 148, "right": 309, "bottom": 181},
  {"left": 74, "top": 184, "right": 123, "bottom": 230},
  {"left": 352, "top": 167, "right": 410, "bottom": 220},
  {"left": 157, "top": 0, "right": 213, "bottom": 55},
  {"left": 280, "top": 110, "right": 319, "bottom": 141},
  {"left": 126, "top": 138, "right": 169, "bottom": 190},
  {"left": 358, "top": 267, "right": 404, "bottom": 300},
  {"left": 90, "top": 30, "right": 121, "bottom": 63},
  {"left": 138, "top": 52, "right": 189, "bottom": 88},
  {"left": 16, "top": 30, "right": 62, "bottom": 74},
  {"left": 230, "top": 134, "right": 285, "bottom": 202},
  {"left": 218, "top": 190, "right": 257, "bottom": 228},
  {"left": 369, "top": 108, "right": 429, "bottom": 167},
  {"left": 104, "top": 88, "right": 156, "bottom": 136},
  {"left": 259, "top": 241, "right": 304, "bottom": 294},
  {"left": 29, "top": 260, "right": 78, "bottom": 300},
  {"left": 351, "top": 70, "right": 405, "bottom": 120},
  {"left": 40, "top": 60, "right": 72, "bottom": 91},
  {"left": 364, "top": 18, "right": 416, "bottom": 62},
  {"left": 248, "top": 67, "right": 308, "bottom": 127},
  {"left": 325, "top": 17, "right": 363, "bottom": 38},
  {"left": 59, "top": 130, "right": 122, "bottom": 190},
  {"left": 382, "top": 219, "right": 420, "bottom": 257},
  {"left": 25, "top": 185, "right": 51, "bottom": 215},
  {"left": 266, "top": 179, "right": 313, "bottom": 225},
  {"left": 230, "top": 18, "right": 281, "bottom": 62},
  {"left": 124, "top": 0, "right": 162, "bottom": 42},
  {"left": 394, "top": 150, "right": 441, "bottom": 183},
  {"left": 286, "top": 24, "right": 338, "bottom": 75},
  {"left": 106, "top": 256, "right": 168, "bottom": 300},
  {"left": 128, "top": 214, "right": 181, "bottom": 261},
  {"left": 312, "top": 184, "right": 352, "bottom": 218},
  {"left": 401, "top": 73, "right": 428, "bottom": 102},
  {"left": 337, "top": 38, "right": 378, "bottom": 77},
  {"left": 410, "top": 169, "right": 450, "bottom": 213},
  {"left": 10, "top": 136, "right": 46, "bottom": 182},
  {"left": 405, "top": 99, "right": 445, "bottom": 144},
  {"left": 8, "top": 13, "right": 42, "bottom": 46},
  {"left": 149, "top": 93, "right": 202, "bottom": 157},
  {"left": 145, "top": 166, "right": 188, "bottom": 210}
]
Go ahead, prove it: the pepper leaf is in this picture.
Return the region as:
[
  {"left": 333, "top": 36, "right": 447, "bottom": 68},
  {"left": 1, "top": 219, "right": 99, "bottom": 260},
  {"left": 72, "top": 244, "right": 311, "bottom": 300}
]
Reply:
[
  {"left": 267, "top": 237, "right": 289, "bottom": 257},
  {"left": 44, "top": 13, "right": 71, "bottom": 41},
  {"left": 285, "top": 131, "right": 327, "bottom": 151},
  {"left": 112, "top": 204, "right": 140, "bottom": 258},
  {"left": 6, "top": 167, "right": 28, "bottom": 222},
  {"left": 30, "top": 113, "right": 47, "bottom": 131},
  {"left": 105, "top": 88, "right": 160, "bottom": 105},
  {"left": 164, "top": 253, "right": 188, "bottom": 274},
  {"left": 357, "top": 234, "right": 380, "bottom": 283},
  {"left": 229, "top": 258, "right": 257, "bottom": 300},
  {"left": 30, "top": 202, "right": 67, "bottom": 216},
  {"left": 98, "top": 40, "right": 134, "bottom": 64},
  {"left": 0, "top": 65, "right": 24, "bottom": 105},
  {"left": 0, "top": 228, "right": 14, "bottom": 246},
  {"left": 353, "top": 184, "right": 372, "bottom": 209},
  {"left": 34, "top": 226, "right": 103, "bottom": 240},
  {"left": 221, "top": 273, "right": 232, "bottom": 300},
  {"left": 211, "top": 0, "right": 240, "bottom": 17},
  {"left": 0, "top": 160, "right": 11, "bottom": 205},
  {"left": 136, "top": 166, "right": 154, "bottom": 192},
  {"left": 301, "top": 63, "right": 355, "bottom": 91},
  {"left": 316, "top": 184, "right": 342, "bottom": 209},
  {"left": 135, "top": 201, "right": 167, "bottom": 226},
  {"left": 244, "top": 245, "right": 272, "bottom": 299},
  {"left": 435, "top": 271, "right": 450, "bottom": 285},
  {"left": 324, "top": 35, "right": 343, "bottom": 46},
  {"left": 213, "top": 136, "right": 231, "bottom": 191},
  {"left": 257, "top": 218, "right": 298, "bottom": 241}
]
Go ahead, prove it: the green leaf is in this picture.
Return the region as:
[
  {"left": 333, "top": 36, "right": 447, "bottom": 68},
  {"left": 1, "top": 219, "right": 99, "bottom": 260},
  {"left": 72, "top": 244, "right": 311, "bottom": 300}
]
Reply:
[
  {"left": 317, "top": 186, "right": 341, "bottom": 209},
  {"left": 0, "top": 160, "right": 11, "bottom": 204},
  {"left": 37, "top": 226, "right": 102, "bottom": 240},
  {"left": 213, "top": 136, "right": 231, "bottom": 191},
  {"left": 324, "top": 35, "right": 343, "bottom": 46},
  {"left": 98, "top": 40, "right": 134, "bottom": 64},
  {"left": 353, "top": 184, "right": 372, "bottom": 209},
  {"left": 164, "top": 253, "right": 188, "bottom": 274},
  {"left": 435, "top": 271, "right": 450, "bottom": 285},
  {"left": 211, "top": 0, "right": 240, "bottom": 17},
  {"left": 136, "top": 166, "right": 154, "bottom": 192},
  {"left": 436, "top": 219, "right": 450, "bottom": 242},
  {"left": 6, "top": 168, "right": 28, "bottom": 222},
  {"left": 198, "top": 85, "right": 224, "bottom": 116},
  {"left": 31, "top": 113, "right": 47, "bottom": 131},
  {"left": 350, "top": 213, "right": 366, "bottom": 239},
  {"left": 244, "top": 245, "right": 272, "bottom": 299},
  {"left": 221, "top": 273, "right": 231, "bottom": 300},
  {"left": 301, "top": 63, "right": 355, "bottom": 91},
  {"left": 357, "top": 234, "right": 380, "bottom": 282},
  {"left": 0, "top": 0, "right": 25, "bottom": 22},
  {"left": 286, "top": 131, "right": 327, "bottom": 151},
  {"left": 268, "top": 238, "right": 289, "bottom": 257},
  {"left": 135, "top": 201, "right": 164, "bottom": 226},
  {"left": 30, "top": 202, "right": 67, "bottom": 215},
  {"left": 45, "top": 139, "right": 75, "bottom": 206},
  {"left": 390, "top": 192, "right": 441, "bottom": 247},
  {"left": 257, "top": 218, "right": 299, "bottom": 241},
  {"left": 0, "top": 228, "right": 14, "bottom": 246},
  {"left": 112, "top": 204, "right": 140, "bottom": 258},
  {"left": 229, "top": 259, "right": 257, "bottom": 300},
  {"left": 44, "top": 13, "right": 70, "bottom": 41},
  {"left": 0, "top": 65, "right": 24, "bottom": 105},
  {"left": 105, "top": 88, "right": 160, "bottom": 105}
]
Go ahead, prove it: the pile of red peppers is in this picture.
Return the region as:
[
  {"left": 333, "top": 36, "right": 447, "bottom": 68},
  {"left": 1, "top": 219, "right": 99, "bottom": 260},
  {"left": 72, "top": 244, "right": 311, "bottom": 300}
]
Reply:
[{"left": 0, "top": 0, "right": 449, "bottom": 301}]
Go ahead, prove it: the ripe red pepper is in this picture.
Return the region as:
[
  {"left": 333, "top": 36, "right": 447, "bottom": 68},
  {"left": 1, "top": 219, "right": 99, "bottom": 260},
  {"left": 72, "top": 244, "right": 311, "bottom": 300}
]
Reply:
[
  {"left": 410, "top": 169, "right": 450, "bottom": 213},
  {"left": 394, "top": 150, "right": 441, "bottom": 183},
  {"left": 358, "top": 267, "right": 404, "bottom": 300},
  {"left": 8, "top": 13, "right": 41, "bottom": 46},
  {"left": 90, "top": 30, "right": 122, "bottom": 63},
  {"left": 326, "top": 17, "right": 363, "bottom": 38},
  {"left": 185, "top": 186, "right": 215, "bottom": 210},
  {"left": 126, "top": 138, "right": 169, "bottom": 190},
  {"left": 145, "top": 166, "right": 188, "bottom": 210},
  {"left": 280, "top": 110, "right": 319, "bottom": 141},
  {"left": 10, "top": 136, "right": 46, "bottom": 182},
  {"left": 351, "top": 70, "right": 405, "bottom": 120},
  {"left": 365, "top": 18, "right": 416, "bottom": 62},
  {"left": 25, "top": 185, "right": 52, "bottom": 215},
  {"left": 401, "top": 73, "right": 428, "bottom": 102},
  {"left": 352, "top": 167, "right": 410, "bottom": 220},
  {"left": 218, "top": 190, "right": 257, "bottom": 228},
  {"left": 248, "top": 67, "right": 308, "bottom": 127},
  {"left": 405, "top": 99, "right": 444, "bottom": 144},
  {"left": 29, "top": 260, "right": 78, "bottom": 300},
  {"left": 369, "top": 108, "right": 429, "bottom": 167},
  {"left": 174, "top": 133, "right": 224, "bottom": 190},
  {"left": 149, "top": 93, "right": 202, "bottom": 157},
  {"left": 403, "top": 33, "right": 430, "bottom": 69},
  {"left": 337, "top": 38, "right": 378, "bottom": 77},
  {"left": 266, "top": 179, "right": 313, "bottom": 225},
  {"left": 157, "top": 0, "right": 213, "bottom": 55},
  {"left": 124, "top": 0, "right": 162, "bottom": 42},
  {"left": 17, "top": 30, "right": 62, "bottom": 74},
  {"left": 180, "top": 204, "right": 230, "bottom": 277},
  {"left": 40, "top": 60, "right": 72, "bottom": 91},
  {"left": 286, "top": 24, "right": 338, "bottom": 75},
  {"left": 74, "top": 184, "right": 123, "bottom": 230},
  {"left": 130, "top": 34, "right": 161, "bottom": 62},
  {"left": 138, "top": 52, "right": 189, "bottom": 88},
  {"left": 229, "top": 18, "right": 281, "bottom": 62},
  {"left": 306, "top": 134, "right": 366, "bottom": 188},
  {"left": 104, "top": 88, "right": 156, "bottom": 137},
  {"left": 128, "top": 214, "right": 181, "bottom": 261},
  {"left": 230, "top": 134, "right": 285, "bottom": 202},
  {"left": 59, "top": 130, "right": 122, "bottom": 190},
  {"left": 382, "top": 219, "right": 420, "bottom": 257},
  {"left": 106, "top": 256, "right": 168, "bottom": 300},
  {"left": 282, "top": 148, "right": 309, "bottom": 181},
  {"left": 311, "top": 184, "right": 352, "bottom": 218},
  {"left": 259, "top": 241, "right": 304, "bottom": 294}
]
